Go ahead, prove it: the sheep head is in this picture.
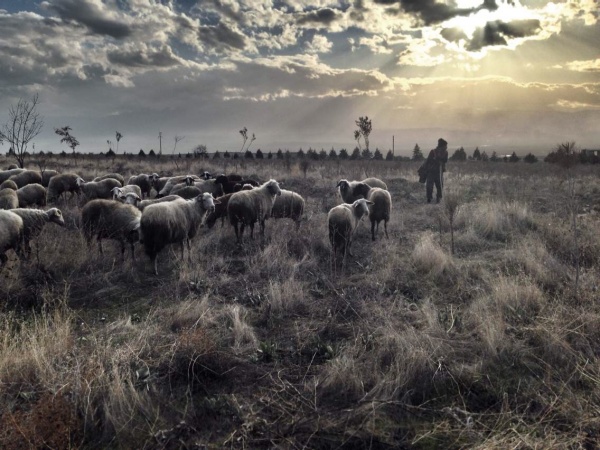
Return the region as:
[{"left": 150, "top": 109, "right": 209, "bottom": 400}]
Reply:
[
  {"left": 201, "top": 171, "right": 212, "bottom": 180},
  {"left": 352, "top": 199, "right": 373, "bottom": 220},
  {"left": 121, "top": 192, "right": 141, "bottom": 207},
  {"left": 336, "top": 179, "right": 350, "bottom": 193},
  {"left": 149, "top": 173, "right": 160, "bottom": 185},
  {"left": 215, "top": 174, "right": 228, "bottom": 185},
  {"left": 76, "top": 177, "right": 86, "bottom": 187},
  {"left": 352, "top": 182, "right": 371, "bottom": 199},
  {"left": 47, "top": 208, "right": 66, "bottom": 227},
  {"left": 265, "top": 179, "right": 282, "bottom": 197},
  {"left": 185, "top": 176, "right": 195, "bottom": 186},
  {"left": 197, "top": 192, "right": 218, "bottom": 213},
  {"left": 111, "top": 186, "right": 124, "bottom": 200}
]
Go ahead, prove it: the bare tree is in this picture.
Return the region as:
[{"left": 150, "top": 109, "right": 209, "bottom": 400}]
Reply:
[
  {"left": 0, "top": 94, "right": 44, "bottom": 168},
  {"left": 246, "top": 133, "right": 256, "bottom": 152},
  {"left": 55, "top": 126, "right": 80, "bottom": 154},
  {"left": 239, "top": 126, "right": 248, "bottom": 153},
  {"left": 354, "top": 116, "right": 372, "bottom": 152}
]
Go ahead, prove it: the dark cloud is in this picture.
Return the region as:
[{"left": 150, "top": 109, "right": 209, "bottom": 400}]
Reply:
[
  {"left": 198, "top": 22, "right": 246, "bottom": 50},
  {"left": 45, "top": 0, "right": 132, "bottom": 39},
  {"left": 468, "top": 19, "right": 541, "bottom": 51},
  {"left": 375, "top": 0, "right": 497, "bottom": 25},
  {"left": 440, "top": 27, "right": 468, "bottom": 43},
  {"left": 297, "top": 8, "right": 337, "bottom": 25},
  {"left": 107, "top": 46, "right": 181, "bottom": 68}
]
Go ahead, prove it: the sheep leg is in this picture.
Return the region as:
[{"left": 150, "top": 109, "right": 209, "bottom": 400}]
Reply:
[
  {"left": 187, "top": 239, "right": 192, "bottom": 263},
  {"left": 371, "top": 220, "right": 376, "bottom": 241},
  {"left": 120, "top": 241, "right": 126, "bottom": 262},
  {"left": 180, "top": 241, "right": 185, "bottom": 260},
  {"left": 130, "top": 242, "right": 136, "bottom": 262},
  {"left": 97, "top": 237, "right": 104, "bottom": 254},
  {"left": 152, "top": 255, "right": 159, "bottom": 275},
  {"left": 259, "top": 220, "right": 265, "bottom": 237},
  {"left": 384, "top": 220, "right": 389, "bottom": 239},
  {"left": 347, "top": 238, "right": 354, "bottom": 257}
]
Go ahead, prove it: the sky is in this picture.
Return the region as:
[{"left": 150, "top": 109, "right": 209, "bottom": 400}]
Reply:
[{"left": 0, "top": 0, "right": 598, "bottom": 156}]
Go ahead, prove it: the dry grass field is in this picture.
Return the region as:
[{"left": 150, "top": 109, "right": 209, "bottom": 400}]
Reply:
[{"left": 0, "top": 154, "right": 599, "bottom": 449}]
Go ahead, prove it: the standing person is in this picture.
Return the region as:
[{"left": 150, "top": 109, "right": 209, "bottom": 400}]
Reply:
[{"left": 425, "top": 138, "right": 448, "bottom": 203}]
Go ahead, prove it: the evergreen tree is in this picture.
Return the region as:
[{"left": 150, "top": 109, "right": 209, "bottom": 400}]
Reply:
[
  {"left": 319, "top": 149, "right": 327, "bottom": 159},
  {"left": 412, "top": 144, "right": 424, "bottom": 161},
  {"left": 329, "top": 148, "right": 337, "bottom": 159},
  {"left": 361, "top": 147, "right": 373, "bottom": 159},
  {"left": 373, "top": 148, "right": 383, "bottom": 160},
  {"left": 224, "top": 150, "right": 230, "bottom": 158},
  {"left": 523, "top": 153, "right": 538, "bottom": 163},
  {"left": 213, "top": 151, "right": 221, "bottom": 159},
  {"left": 256, "top": 149, "right": 264, "bottom": 159},
  {"left": 149, "top": 149, "right": 156, "bottom": 157},
  {"left": 138, "top": 149, "right": 146, "bottom": 157},
  {"left": 276, "top": 149, "right": 283, "bottom": 159},
  {"left": 339, "top": 148, "right": 349, "bottom": 159},
  {"left": 245, "top": 149, "right": 254, "bottom": 159},
  {"left": 450, "top": 147, "right": 467, "bottom": 161},
  {"left": 297, "top": 148, "right": 305, "bottom": 158},
  {"left": 350, "top": 147, "right": 361, "bottom": 160},
  {"left": 267, "top": 151, "right": 273, "bottom": 159},
  {"left": 385, "top": 150, "right": 394, "bottom": 161},
  {"left": 473, "top": 147, "right": 481, "bottom": 160},
  {"left": 481, "top": 150, "right": 489, "bottom": 161},
  {"left": 509, "top": 151, "right": 520, "bottom": 162},
  {"left": 490, "top": 151, "right": 498, "bottom": 162}
]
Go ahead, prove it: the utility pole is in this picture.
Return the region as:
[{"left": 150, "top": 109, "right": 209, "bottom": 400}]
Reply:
[
  {"left": 158, "top": 132, "right": 162, "bottom": 156},
  {"left": 392, "top": 135, "right": 395, "bottom": 155}
]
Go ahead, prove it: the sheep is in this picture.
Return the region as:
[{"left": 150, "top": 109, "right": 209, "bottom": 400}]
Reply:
[
  {"left": 364, "top": 188, "right": 391, "bottom": 241},
  {"left": 40, "top": 170, "right": 59, "bottom": 187},
  {"left": 77, "top": 177, "right": 122, "bottom": 201},
  {"left": 93, "top": 173, "right": 126, "bottom": 186},
  {"left": 0, "top": 210, "right": 23, "bottom": 267},
  {"left": 336, "top": 179, "right": 385, "bottom": 204},
  {"left": 362, "top": 177, "right": 388, "bottom": 190},
  {"left": 0, "top": 168, "right": 25, "bottom": 184},
  {"left": 271, "top": 189, "right": 305, "bottom": 229},
  {"left": 16, "top": 183, "right": 47, "bottom": 208},
  {"left": 111, "top": 185, "right": 142, "bottom": 201},
  {"left": 0, "top": 188, "right": 19, "bottom": 210},
  {"left": 169, "top": 185, "right": 203, "bottom": 200},
  {"left": 127, "top": 174, "right": 153, "bottom": 198},
  {"left": 46, "top": 173, "right": 82, "bottom": 203},
  {"left": 0, "top": 180, "right": 18, "bottom": 191},
  {"left": 200, "top": 171, "right": 212, "bottom": 180},
  {"left": 227, "top": 179, "right": 282, "bottom": 243},
  {"left": 137, "top": 195, "right": 182, "bottom": 212},
  {"left": 8, "top": 170, "right": 43, "bottom": 188},
  {"left": 149, "top": 173, "right": 168, "bottom": 194},
  {"left": 140, "top": 193, "right": 217, "bottom": 275},
  {"left": 81, "top": 199, "right": 142, "bottom": 261},
  {"left": 205, "top": 185, "right": 255, "bottom": 229},
  {"left": 116, "top": 192, "right": 142, "bottom": 207},
  {"left": 10, "top": 208, "right": 65, "bottom": 257},
  {"left": 157, "top": 175, "right": 200, "bottom": 197},
  {"left": 172, "top": 177, "right": 223, "bottom": 198},
  {"left": 328, "top": 198, "right": 373, "bottom": 261},
  {"left": 5, "top": 164, "right": 19, "bottom": 170},
  {"left": 216, "top": 174, "right": 260, "bottom": 194}
]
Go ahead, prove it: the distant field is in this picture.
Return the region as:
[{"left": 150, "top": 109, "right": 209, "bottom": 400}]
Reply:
[{"left": 1, "top": 155, "right": 599, "bottom": 449}]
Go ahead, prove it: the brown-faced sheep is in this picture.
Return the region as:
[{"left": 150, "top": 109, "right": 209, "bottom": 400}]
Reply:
[
  {"left": 227, "top": 179, "right": 282, "bottom": 243},
  {"left": 93, "top": 173, "right": 126, "bottom": 186},
  {"left": 10, "top": 208, "right": 65, "bottom": 257},
  {"left": 328, "top": 199, "right": 373, "bottom": 262},
  {"left": 8, "top": 170, "right": 43, "bottom": 188},
  {"left": 0, "top": 210, "right": 23, "bottom": 267},
  {"left": 16, "top": 183, "right": 47, "bottom": 208},
  {"left": 81, "top": 199, "right": 142, "bottom": 261},
  {"left": 140, "top": 193, "right": 217, "bottom": 275},
  {"left": 0, "top": 188, "right": 19, "bottom": 210},
  {"left": 127, "top": 174, "right": 153, "bottom": 198},
  {"left": 77, "top": 177, "right": 122, "bottom": 201},
  {"left": 365, "top": 187, "right": 391, "bottom": 240},
  {"left": 271, "top": 189, "right": 305, "bottom": 229},
  {"left": 336, "top": 178, "right": 387, "bottom": 203},
  {"left": 0, "top": 180, "right": 18, "bottom": 191},
  {"left": 46, "top": 173, "right": 81, "bottom": 203}
]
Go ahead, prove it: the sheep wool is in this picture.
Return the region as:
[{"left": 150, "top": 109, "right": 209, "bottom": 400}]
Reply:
[
  {"left": 0, "top": 180, "right": 18, "bottom": 191},
  {"left": 77, "top": 177, "right": 123, "bottom": 201},
  {"left": 40, "top": 170, "right": 59, "bottom": 187},
  {"left": 138, "top": 195, "right": 182, "bottom": 212},
  {"left": 93, "top": 173, "right": 126, "bottom": 186},
  {"left": 17, "top": 183, "right": 47, "bottom": 208},
  {"left": 46, "top": 173, "right": 81, "bottom": 203},
  {"left": 8, "top": 170, "right": 43, "bottom": 188},
  {"left": 0, "top": 210, "right": 23, "bottom": 266},
  {"left": 227, "top": 179, "right": 282, "bottom": 243},
  {"left": 81, "top": 199, "right": 142, "bottom": 261},
  {"left": 0, "top": 188, "right": 19, "bottom": 210},
  {"left": 328, "top": 198, "right": 373, "bottom": 261},
  {"left": 127, "top": 174, "right": 153, "bottom": 198},
  {"left": 0, "top": 168, "right": 25, "bottom": 184},
  {"left": 10, "top": 208, "right": 65, "bottom": 256},
  {"left": 365, "top": 188, "right": 391, "bottom": 240},
  {"left": 336, "top": 177, "right": 387, "bottom": 203},
  {"left": 271, "top": 189, "right": 305, "bottom": 229},
  {"left": 141, "top": 193, "right": 217, "bottom": 274}
]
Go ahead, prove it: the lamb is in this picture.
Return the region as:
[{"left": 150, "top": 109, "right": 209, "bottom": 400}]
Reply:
[
  {"left": 46, "top": 173, "right": 82, "bottom": 203},
  {"left": 10, "top": 208, "right": 65, "bottom": 257},
  {"left": 364, "top": 188, "right": 391, "bottom": 241},
  {"left": 140, "top": 193, "right": 217, "bottom": 274},
  {"left": 77, "top": 177, "right": 122, "bottom": 201},
  {"left": 16, "top": 183, "right": 47, "bottom": 208},
  {"left": 40, "top": 170, "right": 59, "bottom": 187},
  {"left": 93, "top": 173, "right": 126, "bottom": 186},
  {"left": 0, "top": 180, "right": 18, "bottom": 191},
  {"left": 0, "top": 168, "right": 25, "bottom": 184},
  {"left": 271, "top": 190, "right": 305, "bottom": 229},
  {"left": 328, "top": 199, "right": 373, "bottom": 261},
  {"left": 137, "top": 195, "right": 182, "bottom": 212},
  {"left": 81, "top": 199, "right": 142, "bottom": 261},
  {"left": 0, "top": 188, "right": 19, "bottom": 210},
  {"left": 336, "top": 178, "right": 387, "bottom": 204},
  {"left": 127, "top": 174, "right": 153, "bottom": 198},
  {"left": 0, "top": 210, "right": 23, "bottom": 267},
  {"left": 8, "top": 170, "right": 43, "bottom": 188},
  {"left": 227, "top": 179, "right": 282, "bottom": 243}
]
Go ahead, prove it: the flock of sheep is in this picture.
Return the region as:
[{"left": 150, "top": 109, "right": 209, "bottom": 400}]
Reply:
[{"left": 0, "top": 165, "right": 392, "bottom": 274}]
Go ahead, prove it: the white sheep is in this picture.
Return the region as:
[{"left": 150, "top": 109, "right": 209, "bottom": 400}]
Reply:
[
  {"left": 227, "top": 179, "right": 282, "bottom": 243},
  {"left": 173, "top": 176, "right": 224, "bottom": 197},
  {"left": 0, "top": 210, "right": 23, "bottom": 267},
  {"left": 0, "top": 168, "right": 26, "bottom": 184},
  {"left": 328, "top": 199, "right": 373, "bottom": 261},
  {"left": 336, "top": 178, "right": 387, "bottom": 203},
  {"left": 0, "top": 188, "right": 19, "bottom": 210},
  {"left": 46, "top": 173, "right": 82, "bottom": 203},
  {"left": 365, "top": 187, "right": 391, "bottom": 240},
  {"left": 16, "top": 183, "right": 47, "bottom": 208},
  {"left": 140, "top": 193, "right": 217, "bottom": 274},
  {"left": 111, "top": 185, "right": 142, "bottom": 201},
  {"left": 271, "top": 189, "right": 305, "bottom": 229},
  {"left": 77, "top": 177, "right": 122, "bottom": 201},
  {"left": 10, "top": 208, "right": 65, "bottom": 257},
  {"left": 81, "top": 199, "right": 142, "bottom": 261},
  {"left": 8, "top": 170, "right": 43, "bottom": 188},
  {"left": 138, "top": 195, "right": 182, "bottom": 212},
  {"left": 157, "top": 175, "right": 200, "bottom": 197},
  {"left": 0, "top": 180, "right": 18, "bottom": 190},
  {"left": 115, "top": 191, "right": 142, "bottom": 207}
]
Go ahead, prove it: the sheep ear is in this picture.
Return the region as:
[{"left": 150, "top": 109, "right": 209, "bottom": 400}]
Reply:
[
  {"left": 366, "top": 200, "right": 374, "bottom": 205},
  {"left": 213, "top": 199, "right": 221, "bottom": 204},
  {"left": 336, "top": 180, "right": 343, "bottom": 187}
]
